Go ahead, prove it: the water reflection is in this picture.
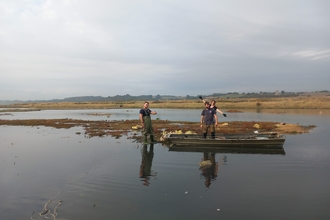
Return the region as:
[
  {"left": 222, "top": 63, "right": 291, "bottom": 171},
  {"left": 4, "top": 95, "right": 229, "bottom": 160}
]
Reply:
[
  {"left": 200, "top": 152, "right": 219, "bottom": 188},
  {"left": 1, "top": 110, "right": 329, "bottom": 220},
  {"left": 168, "top": 146, "right": 286, "bottom": 155},
  {"left": 199, "top": 153, "right": 229, "bottom": 188},
  {"left": 139, "top": 144, "right": 156, "bottom": 186},
  {"left": 169, "top": 146, "right": 286, "bottom": 189}
]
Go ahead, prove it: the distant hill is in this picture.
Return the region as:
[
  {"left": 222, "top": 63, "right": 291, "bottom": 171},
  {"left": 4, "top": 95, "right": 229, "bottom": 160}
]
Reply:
[{"left": 1, "top": 91, "right": 329, "bottom": 105}]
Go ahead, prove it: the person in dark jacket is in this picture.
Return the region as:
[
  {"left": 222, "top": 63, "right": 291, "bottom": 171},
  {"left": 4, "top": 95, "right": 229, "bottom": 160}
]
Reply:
[
  {"left": 200, "top": 101, "right": 218, "bottom": 139},
  {"left": 139, "top": 101, "right": 157, "bottom": 143}
]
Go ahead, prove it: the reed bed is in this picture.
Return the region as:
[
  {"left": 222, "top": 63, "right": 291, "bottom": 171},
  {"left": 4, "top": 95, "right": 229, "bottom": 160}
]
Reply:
[{"left": 1, "top": 96, "right": 329, "bottom": 110}]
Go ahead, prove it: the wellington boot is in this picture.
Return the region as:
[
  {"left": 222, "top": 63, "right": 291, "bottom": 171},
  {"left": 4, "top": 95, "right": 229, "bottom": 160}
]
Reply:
[
  {"left": 143, "top": 135, "right": 149, "bottom": 144},
  {"left": 150, "top": 135, "right": 157, "bottom": 143},
  {"left": 211, "top": 132, "right": 215, "bottom": 139}
]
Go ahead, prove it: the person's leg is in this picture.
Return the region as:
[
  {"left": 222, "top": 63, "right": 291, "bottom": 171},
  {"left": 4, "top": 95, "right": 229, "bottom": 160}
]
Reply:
[
  {"left": 150, "top": 135, "right": 156, "bottom": 143},
  {"left": 211, "top": 132, "right": 215, "bottom": 139},
  {"left": 144, "top": 116, "right": 153, "bottom": 143},
  {"left": 143, "top": 134, "right": 148, "bottom": 143},
  {"left": 202, "top": 123, "right": 207, "bottom": 138},
  {"left": 211, "top": 125, "right": 215, "bottom": 139},
  {"left": 206, "top": 125, "right": 211, "bottom": 138}
]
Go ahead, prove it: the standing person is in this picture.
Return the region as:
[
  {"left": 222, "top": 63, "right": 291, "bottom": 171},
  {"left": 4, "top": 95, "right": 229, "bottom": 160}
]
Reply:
[
  {"left": 201, "top": 101, "right": 218, "bottom": 139},
  {"left": 199, "top": 96, "right": 227, "bottom": 117},
  {"left": 139, "top": 101, "right": 157, "bottom": 143}
]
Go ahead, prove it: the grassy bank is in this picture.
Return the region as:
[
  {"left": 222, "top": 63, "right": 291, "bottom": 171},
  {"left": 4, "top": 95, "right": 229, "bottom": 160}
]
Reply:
[{"left": 1, "top": 96, "right": 329, "bottom": 110}]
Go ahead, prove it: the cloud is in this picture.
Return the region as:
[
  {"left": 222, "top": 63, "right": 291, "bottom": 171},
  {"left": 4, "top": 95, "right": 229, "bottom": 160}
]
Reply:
[
  {"left": 0, "top": 0, "right": 329, "bottom": 100},
  {"left": 291, "top": 50, "right": 330, "bottom": 60}
]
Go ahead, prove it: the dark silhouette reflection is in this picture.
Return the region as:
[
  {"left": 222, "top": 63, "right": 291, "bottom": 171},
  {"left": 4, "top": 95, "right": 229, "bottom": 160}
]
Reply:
[
  {"left": 168, "top": 145, "right": 285, "bottom": 155},
  {"left": 199, "top": 152, "right": 229, "bottom": 188},
  {"left": 200, "top": 152, "right": 218, "bottom": 188},
  {"left": 139, "top": 144, "right": 156, "bottom": 186},
  {"left": 199, "top": 152, "right": 227, "bottom": 188},
  {"left": 167, "top": 145, "right": 285, "bottom": 188}
]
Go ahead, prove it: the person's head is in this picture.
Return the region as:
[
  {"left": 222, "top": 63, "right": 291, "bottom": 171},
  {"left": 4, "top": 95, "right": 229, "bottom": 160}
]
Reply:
[
  {"left": 143, "top": 101, "right": 149, "bottom": 109},
  {"left": 211, "top": 100, "right": 216, "bottom": 105},
  {"left": 205, "top": 101, "right": 210, "bottom": 108}
]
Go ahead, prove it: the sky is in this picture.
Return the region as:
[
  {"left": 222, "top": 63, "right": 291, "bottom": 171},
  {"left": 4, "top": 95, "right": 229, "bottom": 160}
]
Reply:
[{"left": 0, "top": 0, "right": 329, "bottom": 101}]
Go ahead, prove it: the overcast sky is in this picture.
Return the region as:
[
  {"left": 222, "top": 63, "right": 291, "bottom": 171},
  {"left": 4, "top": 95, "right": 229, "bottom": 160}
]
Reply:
[{"left": 1, "top": 0, "right": 329, "bottom": 100}]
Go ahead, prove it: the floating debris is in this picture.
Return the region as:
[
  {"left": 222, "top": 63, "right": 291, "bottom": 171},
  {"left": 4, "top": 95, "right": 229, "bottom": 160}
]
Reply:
[
  {"left": 132, "top": 125, "right": 142, "bottom": 130},
  {"left": 185, "top": 130, "right": 197, "bottom": 134}
]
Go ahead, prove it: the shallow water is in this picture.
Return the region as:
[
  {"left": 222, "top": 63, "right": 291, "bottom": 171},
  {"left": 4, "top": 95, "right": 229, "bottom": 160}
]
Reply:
[{"left": 0, "top": 109, "right": 330, "bottom": 220}]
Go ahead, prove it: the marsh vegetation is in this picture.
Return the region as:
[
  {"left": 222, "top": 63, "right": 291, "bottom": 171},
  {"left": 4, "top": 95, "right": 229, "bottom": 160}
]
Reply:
[
  {"left": 0, "top": 118, "right": 315, "bottom": 142},
  {"left": 1, "top": 96, "right": 329, "bottom": 110}
]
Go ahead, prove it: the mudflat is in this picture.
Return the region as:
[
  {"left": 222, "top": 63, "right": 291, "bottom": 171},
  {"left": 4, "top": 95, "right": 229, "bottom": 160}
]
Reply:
[{"left": 0, "top": 119, "right": 315, "bottom": 142}]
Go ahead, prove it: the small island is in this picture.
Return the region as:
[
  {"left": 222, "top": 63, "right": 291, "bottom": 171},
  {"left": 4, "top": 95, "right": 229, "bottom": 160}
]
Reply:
[{"left": 0, "top": 118, "right": 316, "bottom": 143}]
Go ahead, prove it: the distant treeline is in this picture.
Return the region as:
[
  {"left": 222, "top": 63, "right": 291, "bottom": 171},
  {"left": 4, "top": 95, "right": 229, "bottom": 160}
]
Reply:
[{"left": 1, "top": 91, "right": 329, "bottom": 105}]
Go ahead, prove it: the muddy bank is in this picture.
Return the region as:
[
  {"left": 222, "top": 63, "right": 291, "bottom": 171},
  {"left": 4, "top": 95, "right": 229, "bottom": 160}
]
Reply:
[{"left": 0, "top": 119, "right": 315, "bottom": 142}]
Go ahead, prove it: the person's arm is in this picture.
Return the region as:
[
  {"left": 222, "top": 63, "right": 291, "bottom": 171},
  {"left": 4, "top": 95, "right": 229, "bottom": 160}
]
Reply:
[
  {"left": 150, "top": 109, "right": 157, "bottom": 115},
  {"left": 200, "top": 115, "right": 204, "bottom": 128},
  {"left": 214, "top": 113, "right": 218, "bottom": 127},
  {"left": 216, "top": 108, "right": 223, "bottom": 114},
  {"left": 199, "top": 96, "right": 206, "bottom": 103},
  {"left": 216, "top": 108, "right": 227, "bottom": 117},
  {"left": 139, "top": 113, "right": 145, "bottom": 127}
]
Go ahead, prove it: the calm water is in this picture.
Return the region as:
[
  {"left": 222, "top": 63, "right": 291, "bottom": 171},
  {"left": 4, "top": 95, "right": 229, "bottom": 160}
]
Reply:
[{"left": 0, "top": 109, "right": 330, "bottom": 220}]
